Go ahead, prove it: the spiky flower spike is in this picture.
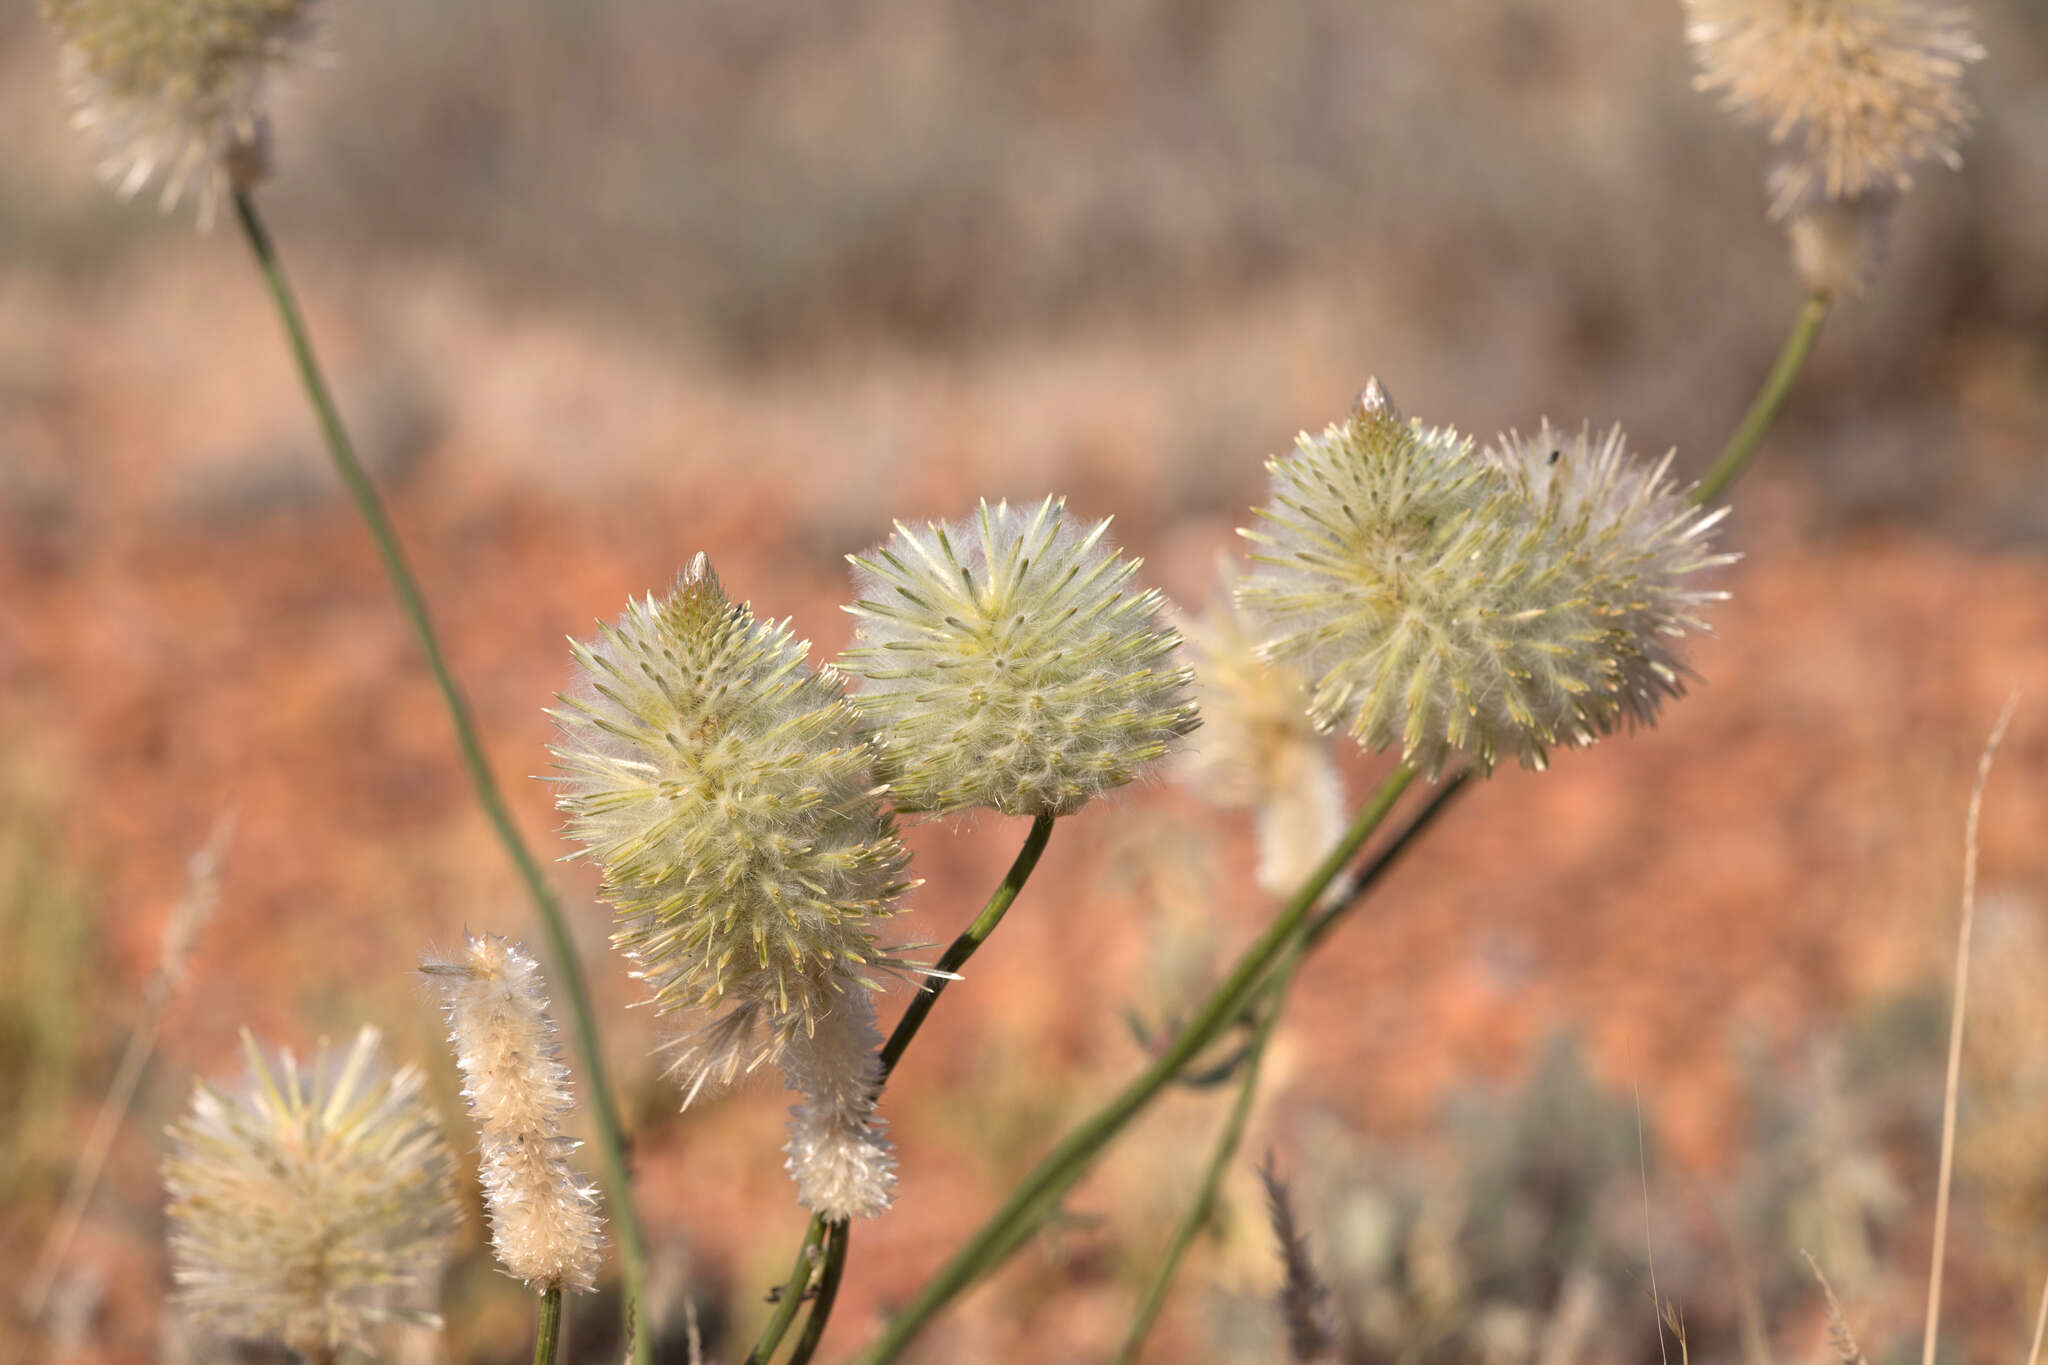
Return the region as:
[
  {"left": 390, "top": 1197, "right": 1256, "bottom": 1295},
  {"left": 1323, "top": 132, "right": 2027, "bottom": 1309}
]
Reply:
[
  {"left": 842, "top": 497, "right": 1200, "bottom": 817},
  {"left": 162, "top": 1026, "right": 457, "bottom": 1360},
  {"left": 41, "top": 0, "right": 319, "bottom": 227},
  {"left": 423, "top": 935, "right": 605, "bottom": 1293},
  {"left": 1682, "top": 0, "right": 1984, "bottom": 218},
  {"left": 552, "top": 554, "right": 914, "bottom": 1103},
  {"left": 1238, "top": 382, "right": 1732, "bottom": 777},
  {"left": 1176, "top": 570, "right": 1344, "bottom": 896}
]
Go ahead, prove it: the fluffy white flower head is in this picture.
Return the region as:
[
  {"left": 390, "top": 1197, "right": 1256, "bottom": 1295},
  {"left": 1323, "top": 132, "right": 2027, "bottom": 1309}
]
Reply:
[
  {"left": 1682, "top": 0, "right": 1984, "bottom": 216},
  {"left": 162, "top": 1026, "right": 457, "bottom": 1359},
  {"left": 423, "top": 934, "right": 605, "bottom": 1293},
  {"left": 1239, "top": 381, "right": 1732, "bottom": 777},
  {"left": 42, "top": 0, "right": 319, "bottom": 226},
  {"left": 842, "top": 497, "right": 1200, "bottom": 817}
]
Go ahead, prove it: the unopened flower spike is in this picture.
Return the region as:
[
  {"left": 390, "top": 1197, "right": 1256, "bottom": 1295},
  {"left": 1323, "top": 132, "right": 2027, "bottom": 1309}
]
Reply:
[
  {"left": 423, "top": 934, "right": 605, "bottom": 1293},
  {"left": 1175, "top": 566, "right": 1344, "bottom": 896},
  {"left": 162, "top": 1025, "right": 458, "bottom": 1360},
  {"left": 553, "top": 555, "right": 914, "bottom": 1216},
  {"left": 1239, "top": 381, "right": 1733, "bottom": 777},
  {"left": 1682, "top": 0, "right": 1984, "bottom": 218},
  {"left": 841, "top": 496, "right": 1200, "bottom": 817},
  {"left": 42, "top": 0, "right": 322, "bottom": 227}
]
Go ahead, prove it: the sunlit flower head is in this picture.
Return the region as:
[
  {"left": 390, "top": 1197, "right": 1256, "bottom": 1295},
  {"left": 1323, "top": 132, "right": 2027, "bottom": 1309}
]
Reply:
[
  {"left": 842, "top": 497, "right": 1200, "bottom": 817},
  {"left": 552, "top": 554, "right": 914, "bottom": 1102},
  {"left": 1238, "top": 382, "right": 1732, "bottom": 777}
]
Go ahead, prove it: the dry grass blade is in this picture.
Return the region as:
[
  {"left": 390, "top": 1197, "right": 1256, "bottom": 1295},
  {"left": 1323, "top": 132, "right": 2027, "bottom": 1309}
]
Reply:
[
  {"left": 1257, "top": 1152, "right": 1337, "bottom": 1363},
  {"left": 2027, "top": 1271, "right": 2048, "bottom": 1365},
  {"left": 1802, "top": 1250, "right": 1867, "bottom": 1365},
  {"left": 1923, "top": 690, "right": 2020, "bottom": 1365}
]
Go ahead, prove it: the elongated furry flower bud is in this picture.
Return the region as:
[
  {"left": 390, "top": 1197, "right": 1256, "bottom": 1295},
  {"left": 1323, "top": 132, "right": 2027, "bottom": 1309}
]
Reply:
[
  {"left": 41, "top": 0, "right": 319, "bottom": 227},
  {"left": 1176, "top": 570, "right": 1344, "bottom": 896},
  {"left": 423, "top": 934, "right": 604, "bottom": 1293},
  {"left": 163, "top": 1026, "right": 457, "bottom": 1360},
  {"left": 779, "top": 981, "right": 896, "bottom": 1220},
  {"left": 552, "top": 554, "right": 914, "bottom": 1102},
  {"left": 1239, "top": 383, "right": 1731, "bottom": 777},
  {"left": 842, "top": 497, "right": 1200, "bottom": 817},
  {"left": 1682, "top": 0, "right": 1984, "bottom": 217}
]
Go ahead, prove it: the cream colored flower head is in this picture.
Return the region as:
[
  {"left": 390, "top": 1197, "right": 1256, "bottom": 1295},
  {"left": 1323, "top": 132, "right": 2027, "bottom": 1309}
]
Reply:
[
  {"left": 842, "top": 497, "right": 1200, "bottom": 817},
  {"left": 1238, "top": 382, "right": 1732, "bottom": 777},
  {"left": 1175, "top": 570, "right": 1345, "bottom": 896},
  {"left": 552, "top": 554, "right": 914, "bottom": 1101},
  {"left": 163, "top": 1026, "right": 457, "bottom": 1359},
  {"left": 1682, "top": 0, "right": 1984, "bottom": 217},
  {"left": 423, "top": 934, "right": 605, "bottom": 1293},
  {"left": 41, "top": 0, "right": 318, "bottom": 226}
]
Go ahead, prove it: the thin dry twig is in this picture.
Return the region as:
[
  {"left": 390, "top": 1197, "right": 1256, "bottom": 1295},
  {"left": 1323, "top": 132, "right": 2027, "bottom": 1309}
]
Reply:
[
  {"left": 1802, "top": 1250, "right": 1867, "bottom": 1365},
  {"left": 1923, "top": 691, "right": 2020, "bottom": 1365},
  {"left": 22, "top": 815, "right": 234, "bottom": 1327}
]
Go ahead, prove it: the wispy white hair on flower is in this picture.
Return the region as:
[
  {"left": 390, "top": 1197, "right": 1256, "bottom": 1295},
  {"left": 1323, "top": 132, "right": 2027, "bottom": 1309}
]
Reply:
[
  {"left": 41, "top": 0, "right": 320, "bottom": 227},
  {"left": 162, "top": 1026, "right": 457, "bottom": 1360},
  {"left": 423, "top": 934, "right": 605, "bottom": 1293},
  {"left": 1682, "top": 0, "right": 1984, "bottom": 217},
  {"left": 1238, "top": 382, "right": 1732, "bottom": 778},
  {"left": 842, "top": 497, "right": 1200, "bottom": 817}
]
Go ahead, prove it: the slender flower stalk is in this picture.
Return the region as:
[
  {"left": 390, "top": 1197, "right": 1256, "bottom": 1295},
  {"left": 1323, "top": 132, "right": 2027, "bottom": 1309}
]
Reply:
[
  {"left": 163, "top": 1027, "right": 458, "bottom": 1361},
  {"left": 1694, "top": 292, "right": 1832, "bottom": 505},
  {"left": 424, "top": 934, "right": 605, "bottom": 1296},
  {"left": 226, "top": 188, "right": 652, "bottom": 1361},
  {"left": 748, "top": 815, "right": 1057, "bottom": 1365},
  {"left": 845, "top": 763, "right": 1418, "bottom": 1365},
  {"left": 1116, "top": 940, "right": 1305, "bottom": 1364}
]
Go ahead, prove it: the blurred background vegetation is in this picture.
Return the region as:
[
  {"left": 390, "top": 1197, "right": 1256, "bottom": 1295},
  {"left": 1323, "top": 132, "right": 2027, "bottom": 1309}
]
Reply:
[{"left": 2, "top": 1, "right": 2047, "bottom": 1362}]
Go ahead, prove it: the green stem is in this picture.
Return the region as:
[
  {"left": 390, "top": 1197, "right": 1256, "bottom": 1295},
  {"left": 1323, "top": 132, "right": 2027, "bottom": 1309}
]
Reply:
[
  {"left": 787, "top": 1220, "right": 849, "bottom": 1365},
  {"left": 533, "top": 1286, "right": 563, "bottom": 1365},
  {"left": 751, "top": 814, "right": 1058, "bottom": 1364},
  {"left": 846, "top": 764, "right": 1418, "bottom": 1365},
  {"left": 1302, "top": 768, "right": 1472, "bottom": 955},
  {"left": 1693, "top": 291, "right": 1831, "bottom": 506},
  {"left": 229, "top": 189, "right": 651, "bottom": 1363},
  {"left": 1116, "top": 941, "right": 1305, "bottom": 1364},
  {"left": 748, "top": 1219, "right": 831, "bottom": 1365}
]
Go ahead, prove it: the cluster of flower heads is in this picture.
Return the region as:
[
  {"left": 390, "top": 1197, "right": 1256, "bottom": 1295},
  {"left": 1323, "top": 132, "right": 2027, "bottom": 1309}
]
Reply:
[
  {"left": 842, "top": 497, "right": 1199, "bottom": 817},
  {"left": 162, "top": 1027, "right": 457, "bottom": 1359},
  {"left": 41, "top": 0, "right": 319, "bottom": 226},
  {"left": 1682, "top": 0, "right": 1983, "bottom": 219},
  {"left": 1239, "top": 381, "right": 1732, "bottom": 778},
  {"left": 423, "top": 934, "right": 605, "bottom": 1293}
]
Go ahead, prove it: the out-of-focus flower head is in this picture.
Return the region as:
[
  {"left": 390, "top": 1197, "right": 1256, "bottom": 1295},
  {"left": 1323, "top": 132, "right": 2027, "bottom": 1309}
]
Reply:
[
  {"left": 163, "top": 1026, "right": 457, "bottom": 1359},
  {"left": 1682, "top": 0, "right": 1984, "bottom": 218},
  {"left": 41, "top": 0, "right": 320, "bottom": 226}
]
